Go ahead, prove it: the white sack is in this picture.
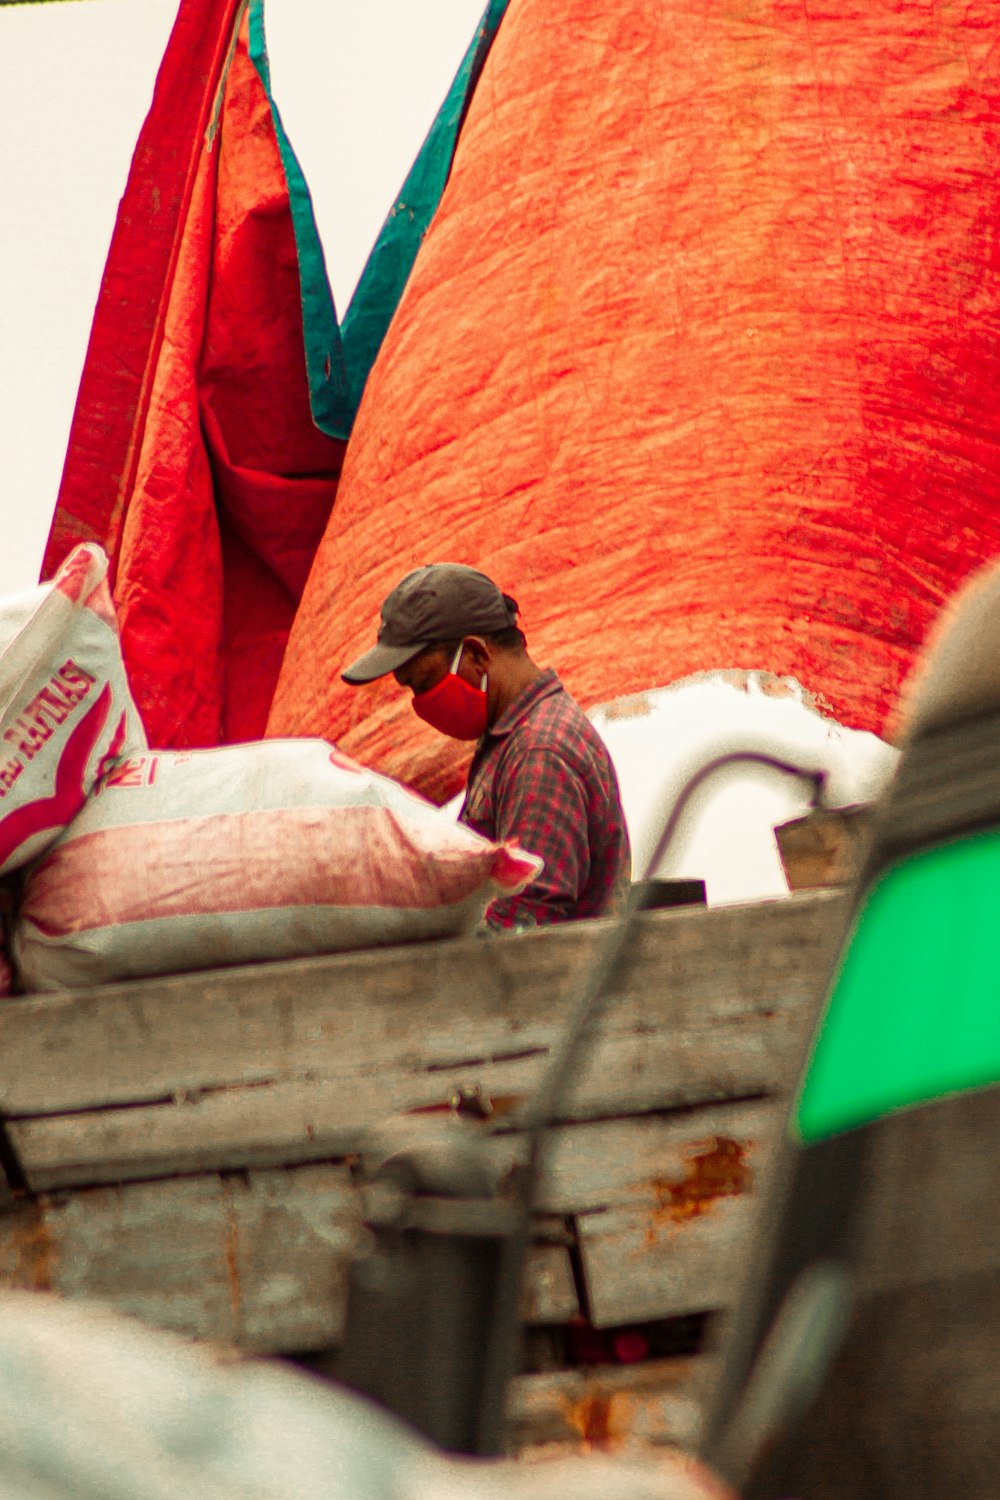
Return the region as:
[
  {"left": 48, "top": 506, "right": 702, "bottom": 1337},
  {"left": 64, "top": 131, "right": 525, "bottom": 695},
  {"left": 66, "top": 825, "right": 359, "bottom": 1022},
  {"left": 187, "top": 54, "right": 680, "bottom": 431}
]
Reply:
[
  {"left": 14, "top": 738, "right": 542, "bottom": 991},
  {"left": 0, "top": 543, "right": 146, "bottom": 874},
  {"left": 589, "top": 670, "right": 899, "bottom": 904}
]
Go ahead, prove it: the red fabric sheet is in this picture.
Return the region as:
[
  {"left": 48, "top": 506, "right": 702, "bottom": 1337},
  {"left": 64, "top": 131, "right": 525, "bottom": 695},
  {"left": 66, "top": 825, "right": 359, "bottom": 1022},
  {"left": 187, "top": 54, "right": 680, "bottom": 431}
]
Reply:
[
  {"left": 269, "top": 0, "right": 1000, "bottom": 804},
  {"left": 44, "top": 0, "right": 343, "bottom": 747},
  {"left": 43, "top": 0, "right": 243, "bottom": 581}
]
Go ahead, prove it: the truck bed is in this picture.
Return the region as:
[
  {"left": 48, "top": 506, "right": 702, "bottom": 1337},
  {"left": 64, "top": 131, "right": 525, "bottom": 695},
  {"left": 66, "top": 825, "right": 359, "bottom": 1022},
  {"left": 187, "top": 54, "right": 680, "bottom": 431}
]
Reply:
[{"left": 0, "top": 891, "right": 847, "bottom": 1451}]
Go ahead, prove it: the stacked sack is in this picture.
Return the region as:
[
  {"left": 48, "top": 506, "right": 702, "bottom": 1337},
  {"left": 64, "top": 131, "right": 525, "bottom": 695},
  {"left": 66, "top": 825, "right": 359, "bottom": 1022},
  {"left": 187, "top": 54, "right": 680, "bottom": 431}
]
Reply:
[
  {"left": 0, "top": 544, "right": 146, "bottom": 876},
  {"left": 14, "top": 739, "right": 541, "bottom": 992},
  {"left": 0, "top": 544, "right": 147, "bottom": 992},
  {"left": 1, "top": 549, "right": 540, "bottom": 993}
]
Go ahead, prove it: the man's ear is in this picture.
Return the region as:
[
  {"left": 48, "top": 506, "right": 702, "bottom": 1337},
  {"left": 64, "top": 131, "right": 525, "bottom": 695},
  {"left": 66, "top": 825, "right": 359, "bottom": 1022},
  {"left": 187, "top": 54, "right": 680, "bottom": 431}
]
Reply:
[{"left": 463, "top": 636, "right": 491, "bottom": 674}]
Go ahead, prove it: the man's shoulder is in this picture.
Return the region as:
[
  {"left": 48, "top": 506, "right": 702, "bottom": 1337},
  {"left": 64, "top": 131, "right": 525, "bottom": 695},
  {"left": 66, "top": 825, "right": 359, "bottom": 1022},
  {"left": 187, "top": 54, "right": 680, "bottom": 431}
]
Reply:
[{"left": 505, "top": 681, "right": 610, "bottom": 768}]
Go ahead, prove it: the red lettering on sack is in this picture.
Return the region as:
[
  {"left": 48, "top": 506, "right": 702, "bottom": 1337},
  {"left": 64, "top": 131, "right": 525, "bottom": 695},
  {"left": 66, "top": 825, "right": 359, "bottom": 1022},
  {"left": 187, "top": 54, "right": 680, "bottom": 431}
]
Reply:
[
  {"left": 57, "top": 659, "right": 97, "bottom": 694},
  {"left": 1, "top": 662, "right": 99, "bottom": 763},
  {"left": 102, "top": 758, "right": 144, "bottom": 789},
  {"left": 0, "top": 758, "right": 24, "bottom": 799},
  {"left": 0, "top": 682, "right": 111, "bottom": 870},
  {"left": 101, "top": 755, "right": 159, "bottom": 790},
  {"left": 2, "top": 717, "right": 51, "bottom": 761},
  {"left": 33, "top": 686, "right": 75, "bottom": 730}
]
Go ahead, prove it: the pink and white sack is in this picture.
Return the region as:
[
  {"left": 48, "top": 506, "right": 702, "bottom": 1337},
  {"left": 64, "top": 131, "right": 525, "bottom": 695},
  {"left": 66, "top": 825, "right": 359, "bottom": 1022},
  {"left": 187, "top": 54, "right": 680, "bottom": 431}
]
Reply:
[
  {"left": 0, "top": 544, "right": 146, "bottom": 875},
  {"left": 14, "top": 739, "right": 542, "bottom": 991}
]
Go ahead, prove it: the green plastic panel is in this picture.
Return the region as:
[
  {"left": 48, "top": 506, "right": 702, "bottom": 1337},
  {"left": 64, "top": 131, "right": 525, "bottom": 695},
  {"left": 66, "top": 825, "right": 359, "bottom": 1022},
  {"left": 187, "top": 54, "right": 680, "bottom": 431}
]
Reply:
[{"left": 794, "top": 828, "right": 1000, "bottom": 1144}]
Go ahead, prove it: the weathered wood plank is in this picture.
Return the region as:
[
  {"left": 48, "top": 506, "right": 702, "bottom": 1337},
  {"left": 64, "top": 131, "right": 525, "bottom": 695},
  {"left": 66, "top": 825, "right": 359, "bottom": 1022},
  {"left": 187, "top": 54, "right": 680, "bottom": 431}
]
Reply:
[
  {"left": 776, "top": 804, "right": 872, "bottom": 891},
  {"left": 545, "top": 1104, "right": 779, "bottom": 1327},
  {"left": 11, "top": 1008, "right": 806, "bottom": 1190},
  {"left": 0, "top": 1100, "right": 776, "bottom": 1346},
  {"left": 2, "top": 895, "right": 842, "bottom": 1191},
  {"left": 0, "top": 1163, "right": 356, "bottom": 1352},
  {"left": 578, "top": 1197, "right": 758, "bottom": 1328},
  {"left": 0, "top": 893, "right": 847, "bottom": 1368},
  {"left": 527, "top": 1100, "right": 777, "bottom": 1216},
  {"left": 507, "top": 1356, "right": 705, "bottom": 1453},
  {"left": 0, "top": 1098, "right": 777, "bottom": 1345},
  {"left": 522, "top": 1244, "right": 580, "bottom": 1325},
  {"left": 0, "top": 893, "right": 846, "bottom": 1118},
  {"left": 0, "top": 1167, "right": 577, "bottom": 1351}
]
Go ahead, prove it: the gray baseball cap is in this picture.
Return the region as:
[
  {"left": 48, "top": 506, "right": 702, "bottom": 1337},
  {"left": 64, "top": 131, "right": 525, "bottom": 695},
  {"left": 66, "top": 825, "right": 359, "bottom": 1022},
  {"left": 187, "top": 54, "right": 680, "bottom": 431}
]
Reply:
[{"left": 341, "top": 564, "right": 519, "bottom": 684}]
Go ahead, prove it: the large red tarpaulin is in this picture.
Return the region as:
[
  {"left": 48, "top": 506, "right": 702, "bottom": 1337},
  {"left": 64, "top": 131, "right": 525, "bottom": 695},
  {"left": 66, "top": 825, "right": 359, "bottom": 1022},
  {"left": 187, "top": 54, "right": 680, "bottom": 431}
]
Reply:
[
  {"left": 269, "top": 0, "right": 1000, "bottom": 804},
  {"left": 44, "top": 0, "right": 344, "bottom": 746}
]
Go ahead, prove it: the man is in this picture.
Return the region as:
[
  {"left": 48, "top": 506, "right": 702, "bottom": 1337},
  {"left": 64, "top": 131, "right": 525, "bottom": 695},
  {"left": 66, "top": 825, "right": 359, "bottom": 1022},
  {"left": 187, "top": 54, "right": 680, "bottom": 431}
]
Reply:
[{"left": 342, "top": 563, "right": 631, "bottom": 930}]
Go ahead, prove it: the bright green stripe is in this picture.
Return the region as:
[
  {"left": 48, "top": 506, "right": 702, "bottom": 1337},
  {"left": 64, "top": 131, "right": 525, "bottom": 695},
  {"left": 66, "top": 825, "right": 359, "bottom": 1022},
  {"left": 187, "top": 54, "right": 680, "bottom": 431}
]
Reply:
[
  {"left": 794, "top": 829, "right": 1000, "bottom": 1144},
  {"left": 247, "top": 0, "right": 509, "bottom": 440}
]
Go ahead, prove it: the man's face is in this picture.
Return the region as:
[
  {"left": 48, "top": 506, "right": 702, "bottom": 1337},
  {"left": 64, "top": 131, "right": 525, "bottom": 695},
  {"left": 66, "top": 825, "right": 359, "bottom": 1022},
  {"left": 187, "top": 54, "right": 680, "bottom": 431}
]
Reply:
[{"left": 393, "top": 644, "right": 453, "bottom": 696}]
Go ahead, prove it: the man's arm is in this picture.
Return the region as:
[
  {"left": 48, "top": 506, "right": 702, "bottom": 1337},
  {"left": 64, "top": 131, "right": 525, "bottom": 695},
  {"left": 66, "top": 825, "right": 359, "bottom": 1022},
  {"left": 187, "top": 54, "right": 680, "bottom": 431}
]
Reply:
[{"left": 485, "top": 746, "right": 590, "bottom": 930}]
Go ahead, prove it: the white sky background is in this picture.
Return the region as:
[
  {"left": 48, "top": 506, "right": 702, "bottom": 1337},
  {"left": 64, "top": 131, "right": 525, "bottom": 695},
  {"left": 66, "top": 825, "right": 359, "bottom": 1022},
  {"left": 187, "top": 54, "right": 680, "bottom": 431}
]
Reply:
[{"left": 0, "top": 0, "right": 485, "bottom": 598}]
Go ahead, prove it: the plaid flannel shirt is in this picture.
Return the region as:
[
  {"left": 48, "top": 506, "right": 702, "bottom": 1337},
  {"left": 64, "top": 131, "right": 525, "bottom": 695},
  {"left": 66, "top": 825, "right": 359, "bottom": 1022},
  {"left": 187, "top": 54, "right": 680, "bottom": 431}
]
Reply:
[{"left": 459, "top": 670, "right": 631, "bottom": 930}]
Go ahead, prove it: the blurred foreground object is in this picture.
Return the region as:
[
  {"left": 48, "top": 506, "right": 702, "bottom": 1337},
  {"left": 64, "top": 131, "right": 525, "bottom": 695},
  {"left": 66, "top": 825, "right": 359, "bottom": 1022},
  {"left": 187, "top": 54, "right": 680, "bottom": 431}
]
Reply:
[
  {"left": 703, "top": 559, "right": 1000, "bottom": 1497},
  {"left": 0, "top": 1291, "right": 732, "bottom": 1500}
]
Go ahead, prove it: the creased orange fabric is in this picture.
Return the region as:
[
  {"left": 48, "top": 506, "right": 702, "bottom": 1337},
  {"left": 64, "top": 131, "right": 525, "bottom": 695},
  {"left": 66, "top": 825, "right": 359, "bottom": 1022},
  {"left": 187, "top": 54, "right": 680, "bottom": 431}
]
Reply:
[{"left": 269, "top": 0, "right": 1000, "bottom": 804}]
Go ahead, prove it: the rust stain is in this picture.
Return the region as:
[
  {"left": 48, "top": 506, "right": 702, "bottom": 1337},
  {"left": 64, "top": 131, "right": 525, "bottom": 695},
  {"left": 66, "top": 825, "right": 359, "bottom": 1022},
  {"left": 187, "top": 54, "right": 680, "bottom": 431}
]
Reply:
[
  {"left": 485, "top": 1094, "right": 524, "bottom": 1118},
  {"left": 0, "top": 1201, "right": 57, "bottom": 1291},
  {"left": 645, "top": 1136, "right": 753, "bottom": 1242},
  {"left": 561, "top": 1390, "right": 627, "bottom": 1450}
]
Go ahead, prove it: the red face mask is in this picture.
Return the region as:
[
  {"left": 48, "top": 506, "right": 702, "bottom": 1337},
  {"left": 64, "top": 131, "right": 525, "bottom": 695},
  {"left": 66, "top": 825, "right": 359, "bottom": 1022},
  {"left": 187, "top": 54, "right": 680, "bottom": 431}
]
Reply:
[{"left": 412, "top": 642, "right": 488, "bottom": 740}]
